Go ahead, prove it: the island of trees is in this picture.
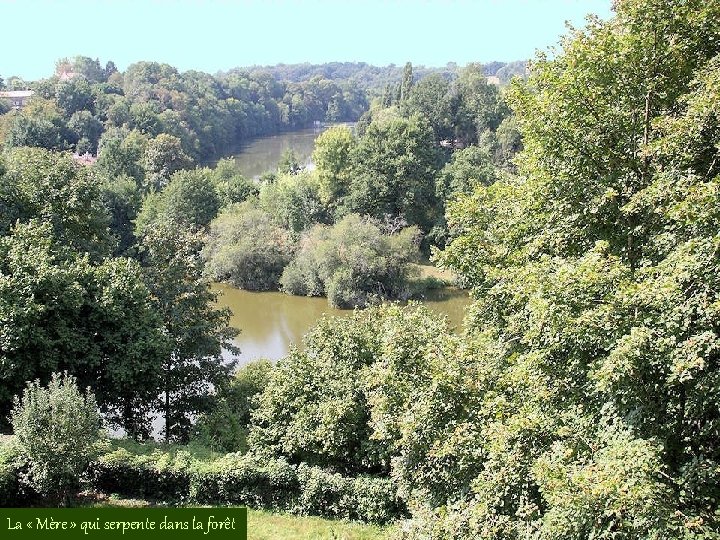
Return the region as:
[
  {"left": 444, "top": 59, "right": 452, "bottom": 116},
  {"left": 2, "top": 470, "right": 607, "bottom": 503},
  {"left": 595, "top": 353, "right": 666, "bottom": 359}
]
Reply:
[{"left": 1, "top": 0, "right": 719, "bottom": 538}]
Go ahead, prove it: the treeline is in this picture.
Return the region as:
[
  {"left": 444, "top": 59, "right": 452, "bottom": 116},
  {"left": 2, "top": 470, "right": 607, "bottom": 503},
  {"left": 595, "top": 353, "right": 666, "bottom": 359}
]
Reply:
[
  {"left": 0, "top": 57, "right": 368, "bottom": 161},
  {"left": 232, "top": 60, "right": 527, "bottom": 91}
]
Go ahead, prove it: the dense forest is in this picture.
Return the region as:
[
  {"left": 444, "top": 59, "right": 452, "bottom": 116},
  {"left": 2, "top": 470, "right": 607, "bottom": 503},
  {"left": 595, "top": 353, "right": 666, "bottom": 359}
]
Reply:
[{"left": 1, "top": 0, "right": 720, "bottom": 538}]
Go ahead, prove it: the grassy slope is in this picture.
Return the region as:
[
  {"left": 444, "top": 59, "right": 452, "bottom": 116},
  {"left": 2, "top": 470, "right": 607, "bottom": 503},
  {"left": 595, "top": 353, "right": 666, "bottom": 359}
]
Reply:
[{"left": 247, "top": 509, "right": 394, "bottom": 540}]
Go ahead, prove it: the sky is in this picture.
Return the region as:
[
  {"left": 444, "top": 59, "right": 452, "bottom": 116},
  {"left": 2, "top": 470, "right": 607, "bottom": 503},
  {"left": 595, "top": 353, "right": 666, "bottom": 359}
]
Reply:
[{"left": 1, "top": 0, "right": 613, "bottom": 81}]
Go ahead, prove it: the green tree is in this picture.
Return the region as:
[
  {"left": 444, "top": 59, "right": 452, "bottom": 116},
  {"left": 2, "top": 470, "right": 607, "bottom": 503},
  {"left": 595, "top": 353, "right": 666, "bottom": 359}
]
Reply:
[
  {"left": 346, "top": 114, "right": 442, "bottom": 233},
  {"left": 259, "top": 171, "right": 327, "bottom": 235},
  {"left": 55, "top": 76, "right": 95, "bottom": 116},
  {"left": 202, "top": 202, "right": 294, "bottom": 291},
  {"left": 208, "top": 158, "right": 258, "bottom": 207},
  {"left": 142, "top": 133, "right": 192, "bottom": 191},
  {"left": 0, "top": 147, "right": 111, "bottom": 257},
  {"left": 402, "top": 73, "right": 453, "bottom": 142},
  {"left": 312, "top": 125, "right": 355, "bottom": 207},
  {"left": 67, "top": 110, "right": 103, "bottom": 153},
  {"left": 138, "top": 223, "right": 238, "bottom": 442},
  {"left": 135, "top": 168, "right": 220, "bottom": 237},
  {"left": 400, "top": 62, "right": 413, "bottom": 102},
  {"left": 5, "top": 99, "right": 70, "bottom": 151},
  {"left": 280, "top": 214, "right": 419, "bottom": 308},
  {"left": 193, "top": 359, "right": 273, "bottom": 452},
  {"left": 249, "top": 304, "right": 451, "bottom": 475},
  {"left": 95, "top": 127, "right": 147, "bottom": 185},
  {"left": 0, "top": 222, "right": 166, "bottom": 437},
  {"left": 11, "top": 373, "right": 102, "bottom": 504},
  {"left": 416, "top": 1, "right": 720, "bottom": 537}
]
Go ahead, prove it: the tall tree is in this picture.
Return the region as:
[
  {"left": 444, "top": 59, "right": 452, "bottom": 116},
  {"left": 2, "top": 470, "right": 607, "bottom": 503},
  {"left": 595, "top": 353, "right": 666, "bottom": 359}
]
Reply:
[{"left": 138, "top": 223, "right": 238, "bottom": 442}]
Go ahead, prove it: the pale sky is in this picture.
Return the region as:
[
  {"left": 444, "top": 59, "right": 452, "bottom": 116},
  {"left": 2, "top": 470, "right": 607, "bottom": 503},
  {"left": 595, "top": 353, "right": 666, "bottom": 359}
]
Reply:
[{"left": 1, "top": 0, "right": 612, "bottom": 80}]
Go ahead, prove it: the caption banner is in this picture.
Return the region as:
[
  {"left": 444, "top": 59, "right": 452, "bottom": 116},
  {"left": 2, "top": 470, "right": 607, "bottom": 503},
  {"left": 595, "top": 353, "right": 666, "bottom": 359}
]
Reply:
[{"left": 0, "top": 508, "right": 247, "bottom": 539}]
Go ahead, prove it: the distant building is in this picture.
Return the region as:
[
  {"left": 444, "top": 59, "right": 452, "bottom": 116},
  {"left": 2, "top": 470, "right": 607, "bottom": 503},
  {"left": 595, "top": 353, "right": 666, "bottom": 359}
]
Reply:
[
  {"left": 487, "top": 76, "right": 501, "bottom": 86},
  {"left": 0, "top": 90, "right": 34, "bottom": 110}
]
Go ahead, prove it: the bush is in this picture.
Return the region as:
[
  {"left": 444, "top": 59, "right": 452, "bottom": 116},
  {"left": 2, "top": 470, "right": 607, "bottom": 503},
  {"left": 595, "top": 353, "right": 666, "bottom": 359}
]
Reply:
[
  {"left": 203, "top": 202, "right": 294, "bottom": 290},
  {"left": 10, "top": 373, "right": 103, "bottom": 503},
  {"left": 87, "top": 445, "right": 404, "bottom": 523},
  {"left": 0, "top": 437, "right": 29, "bottom": 507},
  {"left": 296, "top": 464, "right": 404, "bottom": 523},
  {"left": 280, "top": 214, "right": 420, "bottom": 308},
  {"left": 87, "top": 447, "right": 193, "bottom": 502}
]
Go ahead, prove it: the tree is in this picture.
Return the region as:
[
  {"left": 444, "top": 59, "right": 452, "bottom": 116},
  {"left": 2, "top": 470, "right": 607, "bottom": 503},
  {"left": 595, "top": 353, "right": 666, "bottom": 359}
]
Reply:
[
  {"left": 249, "top": 304, "right": 451, "bottom": 475},
  {"left": 95, "top": 127, "right": 147, "bottom": 185},
  {"left": 4, "top": 99, "right": 71, "bottom": 151},
  {"left": 55, "top": 76, "right": 95, "bottom": 116},
  {"left": 11, "top": 373, "right": 102, "bottom": 503},
  {"left": 134, "top": 168, "right": 220, "bottom": 237},
  {"left": 402, "top": 73, "right": 453, "bottom": 142},
  {"left": 142, "top": 134, "right": 193, "bottom": 191},
  {"left": 138, "top": 223, "right": 238, "bottom": 442},
  {"left": 259, "top": 171, "right": 327, "bottom": 235},
  {"left": 0, "top": 147, "right": 111, "bottom": 258},
  {"left": 67, "top": 110, "right": 103, "bottom": 153},
  {"left": 202, "top": 202, "right": 294, "bottom": 291},
  {"left": 193, "top": 359, "right": 273, "bottom": 452},
  {"left": 280, "top": 214, "right": 420, "bottom": 308},
  {"left": 346, "top": 114, "right": 442, "bottom": 234},
  {"left": 451, "top": 63, "right": 508, "bottom": 145},
  {"left": 400, "top": 62, "right": 413, "bottom": 102},
  {"left": 209, "top": 158, "right": 258, "bottom": 207},
  {"left": 0, "top": 221, "right": 166, "bottom": 437},
  {"left": 415, "top": 1, "right": 720, "bottom": 537},
  {"left": 312, "top": 125, "right": 355, "bottom": 207}
]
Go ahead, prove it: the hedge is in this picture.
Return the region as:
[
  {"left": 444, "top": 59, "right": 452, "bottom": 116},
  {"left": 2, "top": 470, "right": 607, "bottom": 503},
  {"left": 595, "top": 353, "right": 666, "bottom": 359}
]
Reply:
[{"left": 85, "top": 448, "right": 405, "bottom": 524}]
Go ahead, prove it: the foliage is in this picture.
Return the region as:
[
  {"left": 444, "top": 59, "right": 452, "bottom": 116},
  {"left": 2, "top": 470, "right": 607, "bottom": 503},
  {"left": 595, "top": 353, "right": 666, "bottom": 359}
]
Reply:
[
  {"left": 312, "top": 125, "right": 355, "bottom": 207},
  {"left": 209, "top": 158, "right": 258, "bottom": 207},
  {"left": 142, "top": 133, "right": 193, "bottom": 191},
  {"left": 193, "top": 359, "right": 274, "bottom": 452},
  {"left": 0, "top": 147, "right": 111, "bottom": 257},
  {"left": 87, "top": 444, "right": 404, "bottom": 523},
  {"left": 203, "top": 202, "right": 294, "bottom": 291},
  {"left": 343, "top": 114, "right": 442, "bottom": 233},
  {"left": 0, "top": 221, "right": 166, "bottom": 436},
  {"left": 10, "top": 373, "right": 103, "bottom": 502},
  {"left": 280, "top": 214, "right": 419, "bottom": 308},
  {"left": 135, "top": 168, "right": 220, "bottom": 236},
  {"left": 258, "top": 171, "right": 327, "bottom": 235},
  {"left": 248, "top": 304, "right": 451, "bottom": 476},
  {"left": 411, "top": 1, "right": 720, "bottom": 537},
  {"left": 138, "top": 222, "right": 238, "bottom": 442}
]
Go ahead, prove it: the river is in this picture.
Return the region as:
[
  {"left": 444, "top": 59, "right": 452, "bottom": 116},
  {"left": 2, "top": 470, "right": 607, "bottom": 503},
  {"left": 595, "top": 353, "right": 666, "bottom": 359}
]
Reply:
[
  {"left": 215, "top": 285, "right": 470, "bottom": 365},
  {"left": 217, "top": 123, "right": 353, "bottom": 179}
]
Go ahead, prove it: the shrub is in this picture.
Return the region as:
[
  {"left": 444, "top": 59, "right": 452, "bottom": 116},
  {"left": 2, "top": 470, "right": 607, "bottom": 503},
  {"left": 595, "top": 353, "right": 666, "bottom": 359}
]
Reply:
[
  {"left": 87, "top": 447, "right": 194, "bottom": 502},
  {"left": 10, "top": 373, "right": 103, "bottom": 503},
  {"left": 280, "top": 214, "right": 420, "bottom": 308},
  {"left": 87, "top": 445, "right": 404, "bottom": 523},
  {"left": 203, "top": 202, "right": 294, "bottom": 290},
  {"left": 0, "top": 437, "right": 27, "bottom": 507}
]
